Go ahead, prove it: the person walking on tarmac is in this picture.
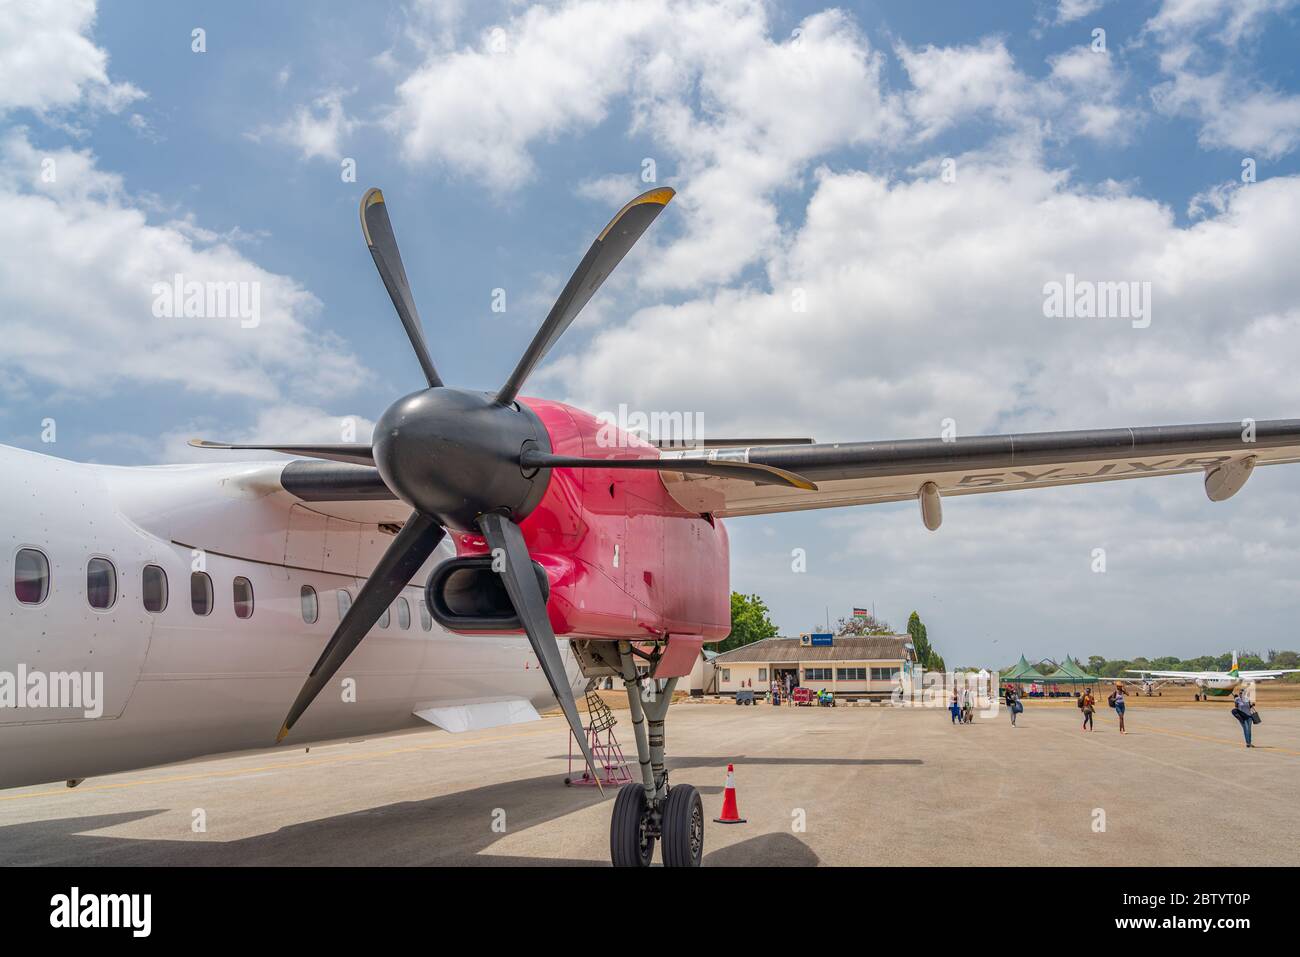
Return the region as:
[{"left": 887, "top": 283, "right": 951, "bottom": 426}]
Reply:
[
  {"left": 1232, "top": 688, "right": 1258, "bottom": 748},
  {"left": 1078, "top": 687, "right": 1095, "bottom": 731},
  {"left": 1108, "top": 683, "right": 1127, "bottom": 734}
]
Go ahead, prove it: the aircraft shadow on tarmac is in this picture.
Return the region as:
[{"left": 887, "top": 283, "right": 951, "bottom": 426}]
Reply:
[{"left": 0, "top": 756, "right": 888, "bottom": 866}]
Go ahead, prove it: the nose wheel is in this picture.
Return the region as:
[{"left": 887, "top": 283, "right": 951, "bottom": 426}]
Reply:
[
  {"left": 609, "top": 782, "right": 704, "bottom": 867},
  {"left": 604, "top": 642, "right": 703, "bottom": 866}
]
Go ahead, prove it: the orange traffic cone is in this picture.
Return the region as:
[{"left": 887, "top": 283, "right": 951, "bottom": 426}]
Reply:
[{"left": 713, "top": 763, "right": 747, "bottom": 824}]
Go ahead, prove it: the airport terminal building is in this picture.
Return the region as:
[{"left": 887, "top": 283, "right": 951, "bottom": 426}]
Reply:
[{"left": 712, "top": 634, "right": 915, "bottom": 700}]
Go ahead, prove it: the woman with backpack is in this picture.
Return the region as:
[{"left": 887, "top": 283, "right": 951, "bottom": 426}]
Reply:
[
  {"left": 1079, "top": 688, "right": 1095, "bottom": 731},
  {"left": 1232, "top": 688, "right": 1258, "bottom": 748},
  {"left": 1109, "top": 683, "right": 1127, "bottom": 734}
]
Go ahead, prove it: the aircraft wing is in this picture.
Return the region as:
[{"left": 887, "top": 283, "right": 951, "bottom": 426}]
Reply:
[
  {"left": 1126, "top": 669, "right": 1222, "bottom": 680},
  {"left": 657, "top": 419, "right": 1300, "bottom": 519},
  {"left": 1238, "top": 670, "right": 1300, "bottom": 679}
]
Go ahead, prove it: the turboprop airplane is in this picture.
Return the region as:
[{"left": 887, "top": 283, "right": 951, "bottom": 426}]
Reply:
[
  {"left": 1127, "top": 651, "right": 1300, "bottom": 700},
  {"left": 6, "top": 186, "right": 1300, "bottom": 867}
]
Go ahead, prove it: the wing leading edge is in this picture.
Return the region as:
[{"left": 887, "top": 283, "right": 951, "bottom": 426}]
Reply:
[{"left": 657, "top": 419, "right": 1300, "bottom": 519}]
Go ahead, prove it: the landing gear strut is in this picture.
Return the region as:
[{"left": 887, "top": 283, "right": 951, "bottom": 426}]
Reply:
[{"left": 604, "top": 641, "right": 703, "bottom": 867}]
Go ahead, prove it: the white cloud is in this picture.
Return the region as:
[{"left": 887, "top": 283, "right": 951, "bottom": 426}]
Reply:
[
  {"left": 898, "top": 39, "right": 1035, "bottom": 140},
  {"left": 1153, "top": 64, "right": 1300, "bottom": 158},
  {"left": 1146, "top": 1, "right": 1300, "bottom": 158},
  {"left": 251, "top": 89, "right": 358, "bottom": 162},
  {"left": 545, "top": 158, "right": 1300, "bottom": 443},
  {"left": 387, "top": 1, "right": 906, "bottom": 289},
  {"left": 1146, "top": 0, "right": 1296, "bottom": 46},
  {"left": 0, "top": 129, "right": 367, "bottom": 402},
  {"left": 389, "top": 0, "right": 662, "bottom": 191},
  {"left": 897, "top": 39, "right": 1137, "bottom": 146},
  {"left": 1055, "top": 0, "right": 1107, "bottom": 23},
  {"left": 0, "top": 0, "right": 142, "bottom": 116}
]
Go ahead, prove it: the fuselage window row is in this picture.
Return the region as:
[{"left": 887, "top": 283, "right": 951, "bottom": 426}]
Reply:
[{"left": 12, "top": 550, "right": 434, "bottom": 631}]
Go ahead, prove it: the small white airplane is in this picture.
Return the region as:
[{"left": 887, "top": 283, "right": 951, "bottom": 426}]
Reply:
[{"left": 1126, "top": 651, "right": 1300, "bottom": 700}]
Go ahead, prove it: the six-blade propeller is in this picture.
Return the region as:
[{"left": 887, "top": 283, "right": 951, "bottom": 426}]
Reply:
[{"left": 192, "top": 183, "right": 816, "bottom": 789}]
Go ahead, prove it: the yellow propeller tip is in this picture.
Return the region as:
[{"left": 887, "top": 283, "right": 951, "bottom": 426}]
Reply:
[
  {"left": 641, "top": 186, "right": 675, "bottom": 206},
  {"left": 275, "top": 723, "right": 291, "bottom": 744}
]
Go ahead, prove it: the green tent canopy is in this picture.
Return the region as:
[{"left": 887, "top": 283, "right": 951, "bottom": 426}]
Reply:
[
  {"left": 1000, "top": 655, "right": 1047, "bottom": 683},
  {"left": 1045, "top": 656, "right": 1102, "bottom": 684}
]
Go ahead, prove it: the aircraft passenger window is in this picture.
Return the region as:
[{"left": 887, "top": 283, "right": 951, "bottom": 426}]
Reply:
[
  {"left": 379, "top": 606, "right": 391, "bottom": 629},
  {"left": 300, "top": 585, "right": 319, "bottom": 624},
  {"left": 142, "top": 564, "right": 168, "bottom": 613},
  {"left": 191, "top": 571, "right": 214, "bottom": 616},
  {"left": 87, "top": 558, "right": 117, "bottom": 610},
  {"left": 418, "top": 600, "right": 432, "bottom": 632},
  {"left": 233, "top": 577, "right": 254, "bottom": 619},
  {"left": 14, "top": 548, "right": 50, "bottom": 605},
  {"left": 396, "top": 596, "right": 411, "bottom": 630},
  {"left": 337, "top": 589, "right": 352, "bottom": 619}
]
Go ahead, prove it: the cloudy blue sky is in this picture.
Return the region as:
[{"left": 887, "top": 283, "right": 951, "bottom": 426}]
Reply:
[{"left": 3, "top": 0, "right": 1300, "bottom": 666}]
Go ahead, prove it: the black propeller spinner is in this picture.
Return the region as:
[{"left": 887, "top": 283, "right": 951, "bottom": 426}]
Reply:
[{"left": 191, "top": 184, "right": 817, "bottom": 787}]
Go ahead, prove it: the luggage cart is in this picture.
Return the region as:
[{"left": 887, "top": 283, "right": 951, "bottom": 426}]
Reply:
[{"left": 564, "top": 690, "right": 634, "bottom": 787}]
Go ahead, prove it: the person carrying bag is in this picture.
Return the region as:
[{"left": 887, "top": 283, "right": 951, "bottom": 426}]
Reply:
[{"left": 1231, "top": 689, "right": 1260, "bottom": 748}]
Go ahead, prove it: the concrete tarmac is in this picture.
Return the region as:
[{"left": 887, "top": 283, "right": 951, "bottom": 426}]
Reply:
[{"left": 2, "top": 701, "right": 1296, "bottom": 866}]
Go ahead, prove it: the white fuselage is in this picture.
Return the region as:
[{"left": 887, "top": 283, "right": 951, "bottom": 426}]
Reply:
[{"left": 0, "top": 445, "right": 581, "bottom": 790}]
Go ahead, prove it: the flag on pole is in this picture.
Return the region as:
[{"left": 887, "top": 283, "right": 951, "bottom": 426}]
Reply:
[{"left": 852, "top": 607, "right": 870, "bottom": 619}]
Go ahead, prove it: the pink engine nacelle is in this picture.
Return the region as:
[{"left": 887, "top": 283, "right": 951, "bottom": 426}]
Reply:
[{"left": 423, "top": 398, "right": 730, "bottom": 677}]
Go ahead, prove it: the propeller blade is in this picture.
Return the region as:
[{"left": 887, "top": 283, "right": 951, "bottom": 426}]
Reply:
[
  {"left": 496, "top": 187, "right": 674, "bottom": 406},
  {"left": 360, "top": 188, "right": 443, "bottom": 389},
  {"left": 476, "top": 511, "right": 603, "bottom": 793},
  {"left": 189, "top": 439, "right": 374, "bottom": 466},
  {"left": 520, "top": 449, "right": 818, "bottom": 490},
  {"left": 277, "top": 511, "right": 445, "bottom": 741}
]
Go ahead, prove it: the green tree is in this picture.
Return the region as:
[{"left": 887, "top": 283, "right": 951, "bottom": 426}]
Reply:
[
  {"left": 720, "top": 592, "right": 779, "bottom": 653},
  {"left": 907, "top": 611, "right": 932, "bottom": 668}
]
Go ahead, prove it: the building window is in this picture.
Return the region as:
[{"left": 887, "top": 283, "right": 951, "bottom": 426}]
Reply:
[
  {"left": 300, "top": 585, "right": 318, "bottom": 624},
  {"left": 337, "top": 589, "right": 352, "bottom": 619},
  {"left": 87, "top": 558, "right": 117, "bottom": 610},
  {"left": 871, "top": 667, "right": 901, "bottom": 681},
  {"left": 233, "top": 577, "right": 254, "bottom": 619},
  {"left": 396, "top": 596, "right": 411, "bottom": 630},
  {"left": 143, "top": 564, "right": 168, "bottom": 613},
  {"left": 418, "top": 599, "right": 432, "bottom": 632},
  {"left": 758, "top": 668, "right": 768, "bottom": 682},
  {"left": 837, "top": 668, "right": 867, "bottom": 681},
  {"left": 804, "top": 668, "right": 833, "bottom": 682},
  {"left": 14, "top": 548, "right": 50, "bottom": 605},
  {"left": 721, "top": 668, "right": 731, "bottom": 682},
  {"left": 191, "top": 571, "right": 214, "bottom": 616}
]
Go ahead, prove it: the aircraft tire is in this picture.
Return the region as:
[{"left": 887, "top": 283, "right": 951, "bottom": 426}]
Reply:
[
  {"left": 610, "top": 782, "right": 655, "bottom": 867},
  {"left": 660, "top": 784, "right": 704, "bottom": 868}
]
